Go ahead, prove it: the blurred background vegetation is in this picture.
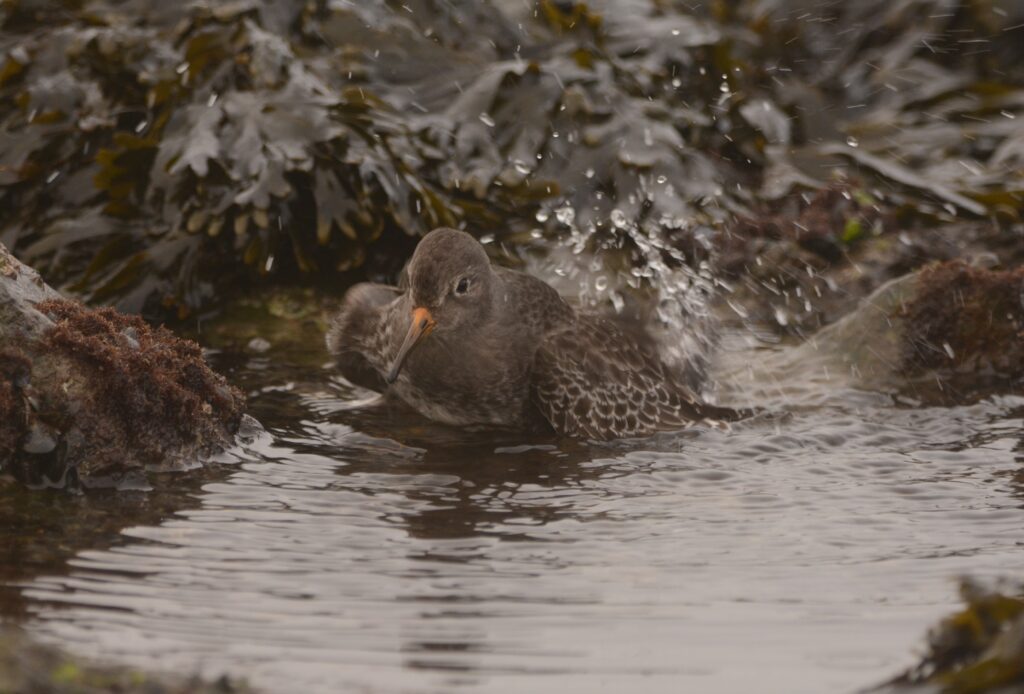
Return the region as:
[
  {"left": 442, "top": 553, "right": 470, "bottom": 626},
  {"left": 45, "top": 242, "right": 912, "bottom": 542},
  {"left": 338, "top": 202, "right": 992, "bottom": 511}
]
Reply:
[{"left": 1, "top": 0, "right": 1021, "bottom": 318}]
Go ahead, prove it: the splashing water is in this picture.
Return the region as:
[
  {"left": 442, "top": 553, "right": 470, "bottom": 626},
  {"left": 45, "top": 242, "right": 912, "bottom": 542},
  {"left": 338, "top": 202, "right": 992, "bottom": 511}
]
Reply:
[{"left": 526, "top": 202, "right": 720, "bottom": 393}]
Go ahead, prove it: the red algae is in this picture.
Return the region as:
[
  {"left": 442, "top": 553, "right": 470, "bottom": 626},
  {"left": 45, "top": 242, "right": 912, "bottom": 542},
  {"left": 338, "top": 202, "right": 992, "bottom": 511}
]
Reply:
[
  {"left": 0, "top": 349, "right": 31, "bottom": 462},
  {"left": 899, "top": 262, "right": 1024, "bottom": 376},
  {"left": 22, "top": 299, "right": 246, "bottom": 482}
]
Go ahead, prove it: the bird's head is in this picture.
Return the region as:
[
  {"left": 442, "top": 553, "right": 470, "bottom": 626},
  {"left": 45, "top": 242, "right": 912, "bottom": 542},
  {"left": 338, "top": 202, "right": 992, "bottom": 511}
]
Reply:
[{"left": 386, "top": 228, "right": 495, "bottom": 383}]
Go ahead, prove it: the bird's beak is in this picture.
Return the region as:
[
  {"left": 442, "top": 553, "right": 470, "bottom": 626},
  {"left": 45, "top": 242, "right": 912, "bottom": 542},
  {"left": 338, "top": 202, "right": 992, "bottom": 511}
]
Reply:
[{"left": 386, "top": 307, "right": 435, "bottom": 384}]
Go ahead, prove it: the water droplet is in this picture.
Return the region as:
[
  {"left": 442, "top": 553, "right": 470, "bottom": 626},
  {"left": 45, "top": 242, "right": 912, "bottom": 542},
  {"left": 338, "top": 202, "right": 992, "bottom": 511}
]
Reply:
[
  {"left": 479, "top": 112, "right": 495, "bottom": 127},
  {"left": 134, "top": 120, "right": 148, "bottom": 133},
  {"left": 480, "top": 234, "right": 495, "bottom": 244},
  {"left": 943, "top": 342, "right": 955, "bottom": 359},
  {"left": 555, "top": 205, "right": 575, "bottom": 226},
  {"left": 207, "top": 92, "right": 218, "bottom": 107},
  {"left": 585, "top": 168, "right": 595, "bottom": 179},
  {"left": 656, "top": 175, "right": 667, "bottom": 184},
  {"left": 671, "top": 28, "right": 681, "bottom": 36},
  {"left": 610, "top": 209, "right": 628, "bottom": 229},
  {"left": 530, "top": 228, "right": 543, "bottom": 239},
  {"left": 23, "top": 424, "right": 57, "bottom": 455},
  {"left": 513, "top": 160, "right": 530, "bottom": 175},
  {"left": 846, "top": 136, "right": 859, "bottom": 148},
  {"left": 595, "top": 276, "right": 609, "bottom": 291},
  {"left": 535, "top": 209, "right": 550, "bottom": 223},
  {"left": 774, "top": 307, "right": 789, "bottom": 326}
]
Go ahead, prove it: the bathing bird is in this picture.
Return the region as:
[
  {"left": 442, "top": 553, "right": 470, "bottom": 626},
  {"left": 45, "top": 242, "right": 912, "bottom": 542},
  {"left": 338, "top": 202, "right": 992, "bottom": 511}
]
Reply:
[{"left": 327, "top": 227, "right": 734, "bottom": 439}]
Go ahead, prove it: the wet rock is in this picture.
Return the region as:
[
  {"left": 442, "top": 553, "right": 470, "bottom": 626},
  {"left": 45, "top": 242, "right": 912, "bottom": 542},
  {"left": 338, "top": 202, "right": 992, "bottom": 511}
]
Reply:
[
  {"left": 875, "top": 581, "right": 1024, "bottom": 694},
  {"left": 720, "top": 261, "right": 1024, "bottom": 404},
  {"left": 0, "top": 243, "right": 245, "bottom": 488},
  {"left": 899, "top": 262, "right": 1024, "bottom": 379},
  {"left": 0, "top": 349, "right": 32, "bottom": 463},
  {"left": 246, "top": 337, "right": 272, "bottom": 354}
]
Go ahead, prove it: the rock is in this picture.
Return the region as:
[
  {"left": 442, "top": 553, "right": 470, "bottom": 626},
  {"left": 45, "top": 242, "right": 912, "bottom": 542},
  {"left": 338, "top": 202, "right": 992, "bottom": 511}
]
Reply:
[
  {"left": 246, "top": 337, "right": 272, "bottom": 354},
  {"left": 899, "top": 261, "right": 1024, "bottom": 379},
  {"left": 719, "top": 261, "right": 1024, "bottom": 403},
  {"left": 0, "top": 243, "right": 246, "bottom": 488},
  {"left": 0, "top": 625, "right": 254, "bottom": 693},
  {"left": 874, "top": 581, "right": 1024, "bottom": 693}
]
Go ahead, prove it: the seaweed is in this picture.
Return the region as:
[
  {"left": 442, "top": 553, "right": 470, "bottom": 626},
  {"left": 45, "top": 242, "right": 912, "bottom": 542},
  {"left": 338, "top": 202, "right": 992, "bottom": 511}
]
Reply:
[
  {"left": 0, "top": 625, "right": 253, "bottom": 693},
  {"left": 0, "top": 0, "right": 1022, "bottom": 316},
  {"left": 884, "top": 581, "right": 1024, "bottom": 694}
]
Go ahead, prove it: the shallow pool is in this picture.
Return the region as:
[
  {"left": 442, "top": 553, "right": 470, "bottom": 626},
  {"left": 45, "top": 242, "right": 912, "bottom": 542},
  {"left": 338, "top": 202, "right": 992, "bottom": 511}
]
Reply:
[{"left": 8, "top": 323, "right": 1024, "bottom": 693}]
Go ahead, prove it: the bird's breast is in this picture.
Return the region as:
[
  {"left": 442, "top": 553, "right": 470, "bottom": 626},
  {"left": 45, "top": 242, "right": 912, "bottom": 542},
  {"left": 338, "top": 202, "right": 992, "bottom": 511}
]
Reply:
[{"left": 389, "top": 337, "right": 533, "bottom": 427}]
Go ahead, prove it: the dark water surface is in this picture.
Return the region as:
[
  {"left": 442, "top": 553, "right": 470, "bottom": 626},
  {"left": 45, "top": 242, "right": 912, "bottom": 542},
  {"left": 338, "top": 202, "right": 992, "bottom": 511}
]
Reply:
[{"left": 5, "top": 328, "right": 1024, "bottom": 693}]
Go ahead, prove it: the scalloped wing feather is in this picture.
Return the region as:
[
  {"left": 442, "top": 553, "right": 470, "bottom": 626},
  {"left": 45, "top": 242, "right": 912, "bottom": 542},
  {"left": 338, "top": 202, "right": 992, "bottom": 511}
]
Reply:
[{"left": 530, "top": 316, "right": 729, "bottom": 440}]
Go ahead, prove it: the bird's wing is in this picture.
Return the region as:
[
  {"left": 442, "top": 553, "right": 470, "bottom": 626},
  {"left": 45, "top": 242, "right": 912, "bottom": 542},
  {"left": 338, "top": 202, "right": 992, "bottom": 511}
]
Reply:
[
  {"left": 326, "top": 283, "right": 402, "bottom": 392},
  {"left": 530, "top": 316, "right": 732, "bottom": 440}
]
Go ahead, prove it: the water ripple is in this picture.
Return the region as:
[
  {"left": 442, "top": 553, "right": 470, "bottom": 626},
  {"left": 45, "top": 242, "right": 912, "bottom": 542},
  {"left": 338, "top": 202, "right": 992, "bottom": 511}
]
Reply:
[{"left": 16, "top": 349, "right": 1024, "bottom": 694}]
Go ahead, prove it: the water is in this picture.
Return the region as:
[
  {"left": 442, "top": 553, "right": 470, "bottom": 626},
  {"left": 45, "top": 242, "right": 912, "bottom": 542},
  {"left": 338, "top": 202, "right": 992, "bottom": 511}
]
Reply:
[{"left": 6, "top": 316, "right": 1024, "bottom": 693}]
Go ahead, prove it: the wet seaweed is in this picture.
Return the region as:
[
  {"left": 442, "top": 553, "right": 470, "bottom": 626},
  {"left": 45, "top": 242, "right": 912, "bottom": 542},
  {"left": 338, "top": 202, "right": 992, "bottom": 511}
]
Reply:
[
  {"left": 1, "top": 0, "right": 1020, "bottom": 315},
  {"left": 0, "top": 625, "right": 253, "bottom": 693},
  {"left": 883, "top": 581, "right": 1024, "bottom": 694}
]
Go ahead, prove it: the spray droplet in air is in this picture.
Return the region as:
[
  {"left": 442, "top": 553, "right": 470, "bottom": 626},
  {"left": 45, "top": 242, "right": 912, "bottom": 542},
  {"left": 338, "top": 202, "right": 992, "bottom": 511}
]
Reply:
[{"left": 555, "top": 205, "right": 576, "bottom": 226}]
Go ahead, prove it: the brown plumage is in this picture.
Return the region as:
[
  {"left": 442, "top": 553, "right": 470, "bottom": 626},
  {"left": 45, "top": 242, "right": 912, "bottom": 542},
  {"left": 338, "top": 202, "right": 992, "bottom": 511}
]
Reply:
[{"left": 326, "top": 228, "right": 736, "bottom": 440}]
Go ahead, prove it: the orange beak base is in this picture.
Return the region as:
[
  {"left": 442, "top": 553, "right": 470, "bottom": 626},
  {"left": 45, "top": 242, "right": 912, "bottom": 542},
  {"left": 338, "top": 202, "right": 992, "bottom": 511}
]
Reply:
[{"left": 385, "top": 307, "right": 435, "bottom": 384}]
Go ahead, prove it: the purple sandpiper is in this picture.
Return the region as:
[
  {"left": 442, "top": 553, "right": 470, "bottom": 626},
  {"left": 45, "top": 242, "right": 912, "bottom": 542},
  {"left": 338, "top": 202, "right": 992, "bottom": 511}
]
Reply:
[{"left": 327, "top": 228, "right": 735, "bottom": 439}]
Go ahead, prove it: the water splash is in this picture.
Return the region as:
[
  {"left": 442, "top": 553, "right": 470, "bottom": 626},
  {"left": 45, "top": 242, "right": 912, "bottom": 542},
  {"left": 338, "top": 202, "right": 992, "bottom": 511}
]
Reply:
[{"left": 528, "top": 203, "right": 720, "bottom": 393}]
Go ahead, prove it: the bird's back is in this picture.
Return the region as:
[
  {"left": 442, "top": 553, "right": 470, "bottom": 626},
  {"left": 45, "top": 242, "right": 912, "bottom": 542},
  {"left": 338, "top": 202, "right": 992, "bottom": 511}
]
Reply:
[
  {"left": 529, "top": 309, "right": 734, "bottom": 440},
  {"left": 494, "top": 266, "right": 575, "bottom": 335}
]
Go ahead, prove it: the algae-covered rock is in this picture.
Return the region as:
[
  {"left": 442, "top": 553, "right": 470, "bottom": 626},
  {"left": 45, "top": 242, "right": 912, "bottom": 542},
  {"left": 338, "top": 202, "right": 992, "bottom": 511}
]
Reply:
[
  {"left": 719, "top": 260, "right": 1024, "bottom": 404},
  {"left": 877, "top": 581, "right": 1024, "bottom": 694},
  {"left": 0, "top": 243, "right": 245, "bottom": 487},
  {"left": 0, "top": 625, "right": 253, "bottom": 693},
  {"left": 899, "top": 262, "right": 1024, "bottom": 378}
]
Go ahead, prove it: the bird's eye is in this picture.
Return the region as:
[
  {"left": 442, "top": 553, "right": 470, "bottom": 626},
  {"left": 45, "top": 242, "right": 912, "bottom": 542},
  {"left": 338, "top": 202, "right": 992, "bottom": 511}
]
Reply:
[{"left": 454, "top": 277, "right": 470, "bottom": 295}]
